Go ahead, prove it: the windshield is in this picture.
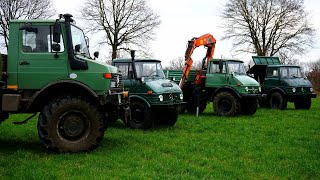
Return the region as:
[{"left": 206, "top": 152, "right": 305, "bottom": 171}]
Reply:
[
  {"left": 71, "top": 25, "right": 90, "bottom": 58},
  {"left": 227, "top": 61, "right": 246, "bottom": 75},
  {"left": 280, "top": 67, "right": 302, "bottom": 78},
  {"left": 134, "top": 61, "right": 165, "bottom": 79}
]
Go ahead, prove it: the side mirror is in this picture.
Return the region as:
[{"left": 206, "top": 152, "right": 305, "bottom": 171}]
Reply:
[
  {"left": 75, "top": 44, "right": 81, "bottom": 53},
  {"left": 273, "top": 70, "right": 278, "bottom": 77},
  {"left": 52, "top": 44, "right": 61, "bottom": 52},
  {"left": 53, "top": 21, "right": 61, "bottom": 43},
  {"left": 94, "top": 51, "right": 99, "bottom": 59},
  {"left": 141, "top": 77, "right": 145, "bottom": 83},
  {"left": 170, "top": 76, "right": 176, "bottom": 81}
]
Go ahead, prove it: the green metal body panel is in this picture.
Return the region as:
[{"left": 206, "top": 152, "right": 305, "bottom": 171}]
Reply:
[
  {"left": 113, "top": 59, "right": 183, "bottom": 108},
  {"left": 252, "top": 56, "right": 281, "bottom": 65},
  {"left": 249, "top": 56, "right": 316, "bottom": 101},
  {"left": 6, "top": 20, "right": 115, "bottom": 96}
]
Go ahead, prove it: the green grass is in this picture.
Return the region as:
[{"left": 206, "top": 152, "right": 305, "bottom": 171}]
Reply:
[{"left": 1, "top": 99, "right": 320, "bottom": 179}]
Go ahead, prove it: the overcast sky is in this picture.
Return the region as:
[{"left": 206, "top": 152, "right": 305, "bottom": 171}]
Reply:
[{"left": 54, "top": 0, "right": 320, "bottom": 66}]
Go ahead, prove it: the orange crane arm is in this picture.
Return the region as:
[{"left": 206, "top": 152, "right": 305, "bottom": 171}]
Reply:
[{"left": 179, "top": 33, "right": 216, "bottom": 89}]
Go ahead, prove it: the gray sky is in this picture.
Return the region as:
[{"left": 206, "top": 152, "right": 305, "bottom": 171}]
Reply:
[{"left": 54, "top": 0, "right": 320, "bottom": 66}]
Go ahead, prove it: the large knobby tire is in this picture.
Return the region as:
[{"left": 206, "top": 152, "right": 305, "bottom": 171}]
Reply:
[
  {"left": 158, "top": 108, "right": 178, "bottom": 126},
  {"left": 37, "top": 97, "right": 106, "bottom": 153},
  {"left": 126, "top": 101, "right": 153, "bottom": 130},
  {"left": 186, "top": 102, "right": 207, "bottom": 114},
  {"left": 241, "top": 99, "right": 258, "bottom": 115},
  {"left": 294, "top": 98, "right": 311, "bottom": 110},
  {"left": 269, "top": 92, "right": 287, "bottom": 110},
  {"left": 214, "top": 92, "right": 240, "bottom": 116}
]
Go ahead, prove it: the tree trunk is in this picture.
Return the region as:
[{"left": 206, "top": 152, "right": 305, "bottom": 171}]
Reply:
[{"left": 112, "top": 45, "right": 117, "bottom": 60}]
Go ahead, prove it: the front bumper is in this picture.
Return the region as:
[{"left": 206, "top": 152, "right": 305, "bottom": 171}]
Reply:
[
  {"left": 241, "top": 93, "right": 264, "bottom": 99},
  {"left": 287, "top": 93, "right": 317, "bottom": 101},
  {"left": 151, "top": 101, "right": 186, "bottom": 110}
]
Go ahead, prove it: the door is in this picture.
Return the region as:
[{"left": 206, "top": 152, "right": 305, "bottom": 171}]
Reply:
[
  {"left": 264, "top": 67, "right": 281, "bottom": 91},
  {"left": 205, "top": 61, "right": 227, "bottom": 88},
  {"left": 18, "top": 24, "right": 68, "bottom": 89}
]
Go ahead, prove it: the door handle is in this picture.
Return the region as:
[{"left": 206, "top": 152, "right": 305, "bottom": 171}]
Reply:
[{"left": 19, "top": 61, "right": 30, "bottom": 65}]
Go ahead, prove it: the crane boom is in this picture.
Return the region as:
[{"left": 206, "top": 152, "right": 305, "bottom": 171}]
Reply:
[{"left": 179, "top": 33, "right": 216, "bottom": 89}]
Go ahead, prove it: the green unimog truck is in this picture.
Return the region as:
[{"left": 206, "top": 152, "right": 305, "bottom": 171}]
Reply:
[
  {"left": 248, "top": 56, "right": 317, "bottom": 110},
  {"left": 112, "top": 51, "right": 183, "bottom": 129},
  {"left": 0, "top": 14, "right": 130, "bottom": 152},
  {"left": 165, "top": 58, "right": 262, "bottom": 116}
]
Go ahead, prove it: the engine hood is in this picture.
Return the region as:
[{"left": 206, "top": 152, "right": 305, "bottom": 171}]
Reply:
[
  {"left": 235, "top": 75, "right": 260, "bottom": 86},
  {"left": 283, "top": 78, "right": 312, "bottom": 87},
  {"left": 76, "top": 55, "right": 119, "bottom": 74},
  {"left": 145, "top": 79, "right": 182, "bottom": 94}
]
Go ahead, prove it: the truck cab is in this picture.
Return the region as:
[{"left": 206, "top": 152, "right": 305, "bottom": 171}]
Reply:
[
  {"left": 166, "top": 58, "right": 262, "bottom": 116},
  {"left": 206, "top": 59, "right": 261, "bottom": 94},
  {"left": 0, "top": 14, "right": 129, "bottom": 152},
  {"left": 249, "top": 56, "right": 317, "bottom": 109},
  {"left": 113, "top": 55, "right": 183, "bottom": 129}
]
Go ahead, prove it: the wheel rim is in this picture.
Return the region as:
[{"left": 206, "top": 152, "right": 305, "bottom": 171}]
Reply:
[
  {"left": 131, "top": 104, "right": 145, "bottom": 124},
  {"left": 219, "top": 98, "right": 232, "bottom": 112},
  {"left": 58, "top": 110, "right": 90, "bottom": 141}
]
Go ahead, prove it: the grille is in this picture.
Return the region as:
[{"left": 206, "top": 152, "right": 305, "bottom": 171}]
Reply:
[{"left": 111, "top": 74, "right": 123, "bottom": 88}]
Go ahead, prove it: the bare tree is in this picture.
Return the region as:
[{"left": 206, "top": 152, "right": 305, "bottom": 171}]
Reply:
[
  {"left": 192, "top": 60, "right": 203, "bottom": 70},
  {"left": 166, "top": 57, "right": 184, "bottom": 70},
  {"left": 0, "top": 0, "right": 55, "bottom": 51},
  {"left": 278, "top": 50, "right": 298, "bottom": 65},
  {"left": 166, "top": 58, "right": 206, "bottom": 70},
  {"left": 307, "top": 59, "right": 320, "bottom": 92},
  {"left": 222, "top": 0, "right": 315, "bottom": 57},
  {"left": 81, "top": 0, "right": 161, "bottom": 59}
]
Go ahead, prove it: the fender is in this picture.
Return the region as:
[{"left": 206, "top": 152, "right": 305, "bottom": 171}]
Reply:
[
  {"left": 268, "top": 87, "right": 287, "bottom": 97},
  {"left": 213, "top": 86, "right": 241, "bottom": 99},
  {"left": 129, "top": 95, "right": 151, "bottom": 108},
  {"left": 26, "top": 80, "right": 99, "bottom": 111}
]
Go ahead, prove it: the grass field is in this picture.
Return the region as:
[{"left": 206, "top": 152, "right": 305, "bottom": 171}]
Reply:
[{"left": 0, "top": 99, "right": 320, "bottom": 179}]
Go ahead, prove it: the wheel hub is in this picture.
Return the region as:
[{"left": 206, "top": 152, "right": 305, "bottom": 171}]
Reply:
[
  {"left": 219, "top": 98, "right": 232, "bottom": 112},
  {"left": 132, "top": 106, "right": 144, "bottom": 124},
  {"left": 58, "top": 111, "right": 90, "bottom": 141}
]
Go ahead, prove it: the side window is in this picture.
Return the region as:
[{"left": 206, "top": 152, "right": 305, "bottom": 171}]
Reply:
[
  {"left": 115, "top": 63, "right": 132, "bottom": 79},
  {"left": 22, "top": 25, "right": 64, "bottom": 53},
  {"left": 209, "top": 62, "right": 226, "bottom": 73},
  {"left": 280, "top": 68, "right": 288, "bottom": 78},
  {"left": 266, "top": 67, "right": 279, "bottom": 77}
]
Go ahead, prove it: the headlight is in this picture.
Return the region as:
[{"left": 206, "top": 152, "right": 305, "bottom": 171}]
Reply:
[
  {"left": 292, "top": 88, "right": 296, "bottom": 93},
  {"left": 159, "top": 95, "right": 163, "bottom": 102},
  {"left": 258, "top": 87, "right": 261, "bottom": 92},
  {"left": 245, "top": 87, "right": 249, "bottom": 92},
  {"left": 310, "top": 88, "right": 313, "bottom": 92},
  {"left": 180, "top": 93, "right": 183, "bottom": 100}
]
